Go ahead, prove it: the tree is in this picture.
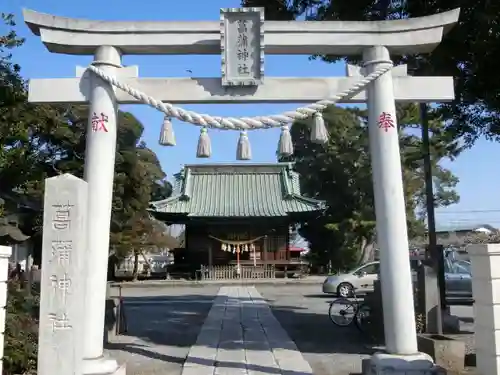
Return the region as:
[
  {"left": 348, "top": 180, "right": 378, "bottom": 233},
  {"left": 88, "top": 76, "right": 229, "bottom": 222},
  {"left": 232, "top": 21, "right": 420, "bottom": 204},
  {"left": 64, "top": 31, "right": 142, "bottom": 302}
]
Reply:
[
  {"left": 1, "top": 13, "right": 23, "bottom": 97},
  {"left": 242, "top": 0, "right": 500, "bottom": 144},
  {"left": 0, "top": 13, "right": 41, "bottom": 210},
  {"left": 106, "top": 111, "right": 173, "bottom": 278},
  {"left": 1, "top": 14, "right": 171, "bottom": 258},
  {"left": 113, "top": 213, "right": 178, "bottom": 280},
  {"left": 283, "top": 104, "right": 459, "bottom": 270},
  {"left": 0, "top": 13, "right": 71, "bottom": 247},
  {"left": 45, "top": 106, "right": 174, "bottom": 272}
]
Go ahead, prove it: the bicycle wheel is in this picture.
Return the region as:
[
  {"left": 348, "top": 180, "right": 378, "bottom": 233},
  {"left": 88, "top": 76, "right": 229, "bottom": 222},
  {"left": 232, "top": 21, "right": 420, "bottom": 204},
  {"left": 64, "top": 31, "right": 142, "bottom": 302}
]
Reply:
[
  {"left": 354, "top": 303, "right": 374, "bottom": 335},
  {"left": 328, "top": 298, "right": 357, "bottom": 326}
]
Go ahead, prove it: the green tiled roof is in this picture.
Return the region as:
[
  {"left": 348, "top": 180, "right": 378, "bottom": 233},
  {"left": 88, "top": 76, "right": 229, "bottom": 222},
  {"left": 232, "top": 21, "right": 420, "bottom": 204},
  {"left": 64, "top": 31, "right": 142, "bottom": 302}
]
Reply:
[{"left": 150, "top": 163, "right": 325, "bottom": 218}]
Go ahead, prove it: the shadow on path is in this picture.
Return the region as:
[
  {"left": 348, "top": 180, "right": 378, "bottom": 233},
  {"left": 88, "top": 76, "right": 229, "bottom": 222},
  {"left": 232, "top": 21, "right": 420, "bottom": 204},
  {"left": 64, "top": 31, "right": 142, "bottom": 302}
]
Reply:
[
  {"left": 107, "top": 342, "right": 325, "bottom": 375},
  {"left": 107, "top": 293, "right": 374, "bottom": 357}
]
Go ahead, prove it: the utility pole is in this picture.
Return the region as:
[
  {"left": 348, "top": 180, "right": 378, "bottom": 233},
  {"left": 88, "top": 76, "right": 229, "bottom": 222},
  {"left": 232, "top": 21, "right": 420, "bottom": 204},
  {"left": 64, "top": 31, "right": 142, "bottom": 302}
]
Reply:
[{"left": 420, "top": 102, "right": 445, "bottom": 334}]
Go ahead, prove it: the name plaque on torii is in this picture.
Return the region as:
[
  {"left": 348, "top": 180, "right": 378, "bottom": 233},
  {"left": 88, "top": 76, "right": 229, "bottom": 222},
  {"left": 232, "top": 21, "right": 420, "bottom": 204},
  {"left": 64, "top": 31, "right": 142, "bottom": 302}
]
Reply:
[{"left": 220, "top": 7, "right": 264, "bottom": 87}]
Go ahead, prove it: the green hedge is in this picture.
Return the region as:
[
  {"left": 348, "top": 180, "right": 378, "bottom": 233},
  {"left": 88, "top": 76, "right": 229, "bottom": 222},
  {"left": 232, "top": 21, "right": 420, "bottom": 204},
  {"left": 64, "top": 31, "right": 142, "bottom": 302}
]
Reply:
[{"left": 3, "top": 282, "right": 39, "bottom": 375}]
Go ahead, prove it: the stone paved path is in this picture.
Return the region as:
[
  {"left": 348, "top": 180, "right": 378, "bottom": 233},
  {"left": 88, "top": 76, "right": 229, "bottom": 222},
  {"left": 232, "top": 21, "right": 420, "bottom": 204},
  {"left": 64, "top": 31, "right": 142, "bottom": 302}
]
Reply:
[{"left": 182, "top": 286, "right": 313, "bottom": 375}]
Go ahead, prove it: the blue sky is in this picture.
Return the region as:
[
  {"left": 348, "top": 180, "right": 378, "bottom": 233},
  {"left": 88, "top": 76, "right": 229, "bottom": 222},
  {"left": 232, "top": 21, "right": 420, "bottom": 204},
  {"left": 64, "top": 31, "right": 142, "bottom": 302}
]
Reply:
[{"left": 3, "top": 0, "right": 500, "bottom": 228}]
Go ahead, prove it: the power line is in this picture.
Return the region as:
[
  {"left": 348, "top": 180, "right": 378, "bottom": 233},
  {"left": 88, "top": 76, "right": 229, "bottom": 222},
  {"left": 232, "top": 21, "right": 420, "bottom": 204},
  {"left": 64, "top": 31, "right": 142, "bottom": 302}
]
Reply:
[{"left": 435, "top": 209, "right": 500, "bottom": 214}]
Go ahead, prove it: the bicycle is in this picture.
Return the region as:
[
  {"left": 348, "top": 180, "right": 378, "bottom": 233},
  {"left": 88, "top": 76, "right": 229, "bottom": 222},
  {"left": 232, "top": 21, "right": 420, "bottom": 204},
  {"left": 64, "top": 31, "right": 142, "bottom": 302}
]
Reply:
[
  {"left": 328, "top": 288, "right": 362, "bottom": 326},
  {"left": 353, "top": 303, "right": 374, "bottom": 336},
  {"left": 328, "top": 288, "right": 373, "bottom": 334}
]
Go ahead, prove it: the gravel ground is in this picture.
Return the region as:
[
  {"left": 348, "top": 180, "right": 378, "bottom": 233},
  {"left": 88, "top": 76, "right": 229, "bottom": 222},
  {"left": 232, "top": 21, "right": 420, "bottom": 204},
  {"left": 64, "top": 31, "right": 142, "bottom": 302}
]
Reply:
[
  {"left": 104, "top": 286, "right": 220, "bottom": 375},
  {"left": 104, "top": 284, "right": 477, "bottom": 375},
  {"left": 257, "top": 285, "right": 372, "bottom": 375},
  {"left": 105, "top": 284, "right": 372, "bottom": 375},
  {"left": 449, "top": 305, "right": 476, "bottom": 368}
]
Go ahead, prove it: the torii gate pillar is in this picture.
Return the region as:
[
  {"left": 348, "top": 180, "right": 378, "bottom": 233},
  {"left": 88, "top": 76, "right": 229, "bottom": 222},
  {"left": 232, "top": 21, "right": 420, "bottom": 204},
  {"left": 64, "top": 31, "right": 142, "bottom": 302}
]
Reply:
[
  {"left": 82, "top": 46, "right": 123, "bottom": 375},
  {"left": 364, "top": 45, "right": 421, "bottom": 359}
]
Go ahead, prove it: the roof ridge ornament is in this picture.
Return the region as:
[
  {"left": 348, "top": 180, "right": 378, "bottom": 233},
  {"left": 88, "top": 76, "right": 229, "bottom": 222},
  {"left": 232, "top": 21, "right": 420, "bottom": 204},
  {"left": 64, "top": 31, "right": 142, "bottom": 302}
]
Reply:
[
  {"left": 181, "top": 167, "right": 192, "bottom": 200},
  {"left": 280, "top": 166, "right": 294, "bottom": 199}
]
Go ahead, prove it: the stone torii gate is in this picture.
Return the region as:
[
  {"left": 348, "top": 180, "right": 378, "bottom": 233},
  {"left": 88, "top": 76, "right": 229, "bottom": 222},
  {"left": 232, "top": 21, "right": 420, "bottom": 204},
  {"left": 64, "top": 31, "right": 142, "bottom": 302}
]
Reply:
[{"left": 24, "top": 7, "right": 459, "bottom": 375}]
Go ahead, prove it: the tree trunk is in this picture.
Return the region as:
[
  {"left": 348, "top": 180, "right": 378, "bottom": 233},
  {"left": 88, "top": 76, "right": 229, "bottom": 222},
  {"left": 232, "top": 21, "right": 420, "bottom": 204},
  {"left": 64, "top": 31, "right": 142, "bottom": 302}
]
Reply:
[
  {"left": 357, "top": 237, "right": 375, "bottom": 265},
  {"left": 132, "top": 251, "right": 140, "bottom": 281},
  {"left": 140, "top": 250, "right": 152, "bottom": 277}
]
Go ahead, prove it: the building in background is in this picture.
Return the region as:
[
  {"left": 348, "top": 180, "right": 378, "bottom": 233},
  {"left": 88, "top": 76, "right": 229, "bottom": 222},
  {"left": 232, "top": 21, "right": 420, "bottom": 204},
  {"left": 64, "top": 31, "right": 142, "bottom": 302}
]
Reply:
[{"left": 150, "top": 163, "right": 325, "bottom": 279}]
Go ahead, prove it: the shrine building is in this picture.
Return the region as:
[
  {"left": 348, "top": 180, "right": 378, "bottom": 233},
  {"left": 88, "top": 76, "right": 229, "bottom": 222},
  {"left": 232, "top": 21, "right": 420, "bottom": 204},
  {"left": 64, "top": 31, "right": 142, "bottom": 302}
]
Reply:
[{"left": 150, "top": 163, "right": 325, "bottom": 279}]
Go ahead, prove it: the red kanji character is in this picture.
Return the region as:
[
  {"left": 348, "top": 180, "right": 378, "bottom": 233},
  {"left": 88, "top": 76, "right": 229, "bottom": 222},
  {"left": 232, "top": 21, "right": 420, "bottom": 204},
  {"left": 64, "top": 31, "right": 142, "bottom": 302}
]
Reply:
[
  {"left": 377, "top": 112, "right": 395, "bottom": 132},
  {"left": 91, "top": 112, "right": 109, "bottom": 132}
]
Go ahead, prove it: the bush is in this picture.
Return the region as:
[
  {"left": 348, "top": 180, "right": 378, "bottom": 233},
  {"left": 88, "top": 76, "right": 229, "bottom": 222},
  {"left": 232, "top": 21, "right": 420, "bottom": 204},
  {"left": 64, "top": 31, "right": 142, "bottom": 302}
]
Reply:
[{"left": 3, "top": 282, "right": 39, "bottom": 375}]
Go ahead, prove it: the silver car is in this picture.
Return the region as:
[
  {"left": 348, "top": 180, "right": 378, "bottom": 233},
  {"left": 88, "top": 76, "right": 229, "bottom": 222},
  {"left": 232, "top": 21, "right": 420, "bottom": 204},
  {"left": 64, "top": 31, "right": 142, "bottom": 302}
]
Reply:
[
  {"left": 323, "top": 259, "right": 473, "bottom": 302},
  {"left": 322, "top": 262, "right": 380, "bottom": 297}
]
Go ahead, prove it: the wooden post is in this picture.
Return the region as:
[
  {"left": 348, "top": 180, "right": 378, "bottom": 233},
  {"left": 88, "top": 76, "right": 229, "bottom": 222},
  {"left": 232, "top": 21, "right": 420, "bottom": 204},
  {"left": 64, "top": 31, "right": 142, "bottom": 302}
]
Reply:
[
  {"left": 236, "top": 245, "right": 241, "bottom": 278},
  {"left": 0, "top": 245, "right": 11, "bottom": 375},
  {"left": 286, "top": 225, "right": 291, "bottom": 261},
  {"left": 208, "top": 242, "right": 213, "bottom": 268},
  {"left": 263, "top": 236, "right": 268, "bottom": 265},
  {"left": 285, "top": 226, "right": 291, "bottom": 278}
]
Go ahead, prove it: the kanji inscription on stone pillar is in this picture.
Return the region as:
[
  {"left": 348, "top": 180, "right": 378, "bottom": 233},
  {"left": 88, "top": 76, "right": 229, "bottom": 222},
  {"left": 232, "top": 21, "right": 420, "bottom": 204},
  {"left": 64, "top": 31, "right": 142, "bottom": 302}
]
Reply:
[
  {"left": 220, "top": 7, "right": 264, "bottom": 86},
  {"left": 38, "top": 174, "right": 88, "bottom": 375}
]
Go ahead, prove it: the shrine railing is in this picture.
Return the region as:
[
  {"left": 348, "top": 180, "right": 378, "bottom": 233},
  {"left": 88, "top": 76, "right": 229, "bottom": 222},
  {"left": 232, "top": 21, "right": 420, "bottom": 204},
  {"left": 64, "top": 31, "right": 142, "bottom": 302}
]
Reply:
[{"left": 199, "top": 265, "right": 276, "bottom": 280}]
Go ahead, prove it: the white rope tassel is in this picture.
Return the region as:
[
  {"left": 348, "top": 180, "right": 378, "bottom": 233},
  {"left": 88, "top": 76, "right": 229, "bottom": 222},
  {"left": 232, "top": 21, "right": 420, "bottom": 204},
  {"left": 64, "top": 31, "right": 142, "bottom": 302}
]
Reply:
[
  {"left": 196, "top": 127, "right": 211, "bottom": 158},
  {"left": 278, "top": 125, "right": 294, "bottom": 157},
  {"left": 159, "top": 116, "right": 176, "bottom": 146},
  {"left": 236, "top": 130, "right": 252, "bottom": 160},
  {"left": 311, "top": 112, "right": 329, "bottom": 144}
]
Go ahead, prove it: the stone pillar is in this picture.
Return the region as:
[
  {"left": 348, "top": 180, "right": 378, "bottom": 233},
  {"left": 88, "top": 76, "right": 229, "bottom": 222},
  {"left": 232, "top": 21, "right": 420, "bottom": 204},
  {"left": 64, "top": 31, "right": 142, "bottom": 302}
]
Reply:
[
  {"left": 38, "top": 175, "right": 88, "bottom": 375},
  {"left": 468, "top": 243, "right": 500, "bottom": 375},
  {"left": 82, "top": 46, "right": 124, "bottom": 375},
  {"left": 0, "top": 245, "right": 11, "bottom": 375},
  {"left": 363, "top": 46, "right": 433, "bottom": 374}
]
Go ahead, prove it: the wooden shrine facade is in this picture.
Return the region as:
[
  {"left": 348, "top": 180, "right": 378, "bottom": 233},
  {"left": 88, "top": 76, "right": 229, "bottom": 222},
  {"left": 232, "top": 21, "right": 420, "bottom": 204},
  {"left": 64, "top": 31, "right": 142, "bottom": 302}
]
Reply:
[{"left": 150, "top": 163, "right": 325, "bottom": 278}]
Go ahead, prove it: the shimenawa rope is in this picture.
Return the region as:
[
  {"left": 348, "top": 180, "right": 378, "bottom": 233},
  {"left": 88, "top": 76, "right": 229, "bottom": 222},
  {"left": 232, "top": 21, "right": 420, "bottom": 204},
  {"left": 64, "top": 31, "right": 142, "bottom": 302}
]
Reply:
[{"left": 87, "top": 63, "right": 393, "bottom": 130}]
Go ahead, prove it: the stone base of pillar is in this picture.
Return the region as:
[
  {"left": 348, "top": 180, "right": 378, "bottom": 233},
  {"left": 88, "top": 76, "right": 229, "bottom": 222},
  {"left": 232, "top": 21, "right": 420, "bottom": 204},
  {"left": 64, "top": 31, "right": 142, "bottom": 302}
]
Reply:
[
  {"left": 89, "top": 364, "right": 125, "bottom": 375},
  {"left": 86, "top": 365, "right": 127, "bottom": 375},
  {"left": 362, "top": 352, "right": 444, "bottom": 375},
  {"left": 83, "top": 356, "right": 125, "bottom": 375}
]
